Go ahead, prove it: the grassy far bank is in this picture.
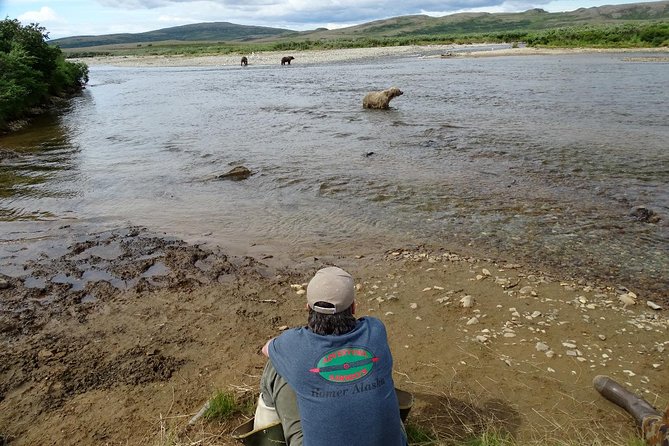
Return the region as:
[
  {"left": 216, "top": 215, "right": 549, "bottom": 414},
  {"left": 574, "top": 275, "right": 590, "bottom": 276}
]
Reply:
[
  {"left": 62, "top": 22, "right": 669, "bottom": 58},
  {"left": 0, "top": 19, "right": 88, "bottom": 133}
]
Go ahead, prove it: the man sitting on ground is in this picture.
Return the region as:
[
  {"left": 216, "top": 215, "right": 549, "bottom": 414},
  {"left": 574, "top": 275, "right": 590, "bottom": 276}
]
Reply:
[{"left": 257, "top": 266, "right": 408, "bottom": 446}]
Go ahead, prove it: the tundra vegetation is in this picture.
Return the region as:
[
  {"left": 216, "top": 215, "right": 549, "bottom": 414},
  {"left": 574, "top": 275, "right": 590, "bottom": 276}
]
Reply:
[
  {"left": 0, "top": 19, "right": 89, "bottom": 132},
  {"left": 46, "top": 2, "right": 669, "bottom": 59},
  {"left": 60, "top": 22, "right": 669, "bottom": 59}
]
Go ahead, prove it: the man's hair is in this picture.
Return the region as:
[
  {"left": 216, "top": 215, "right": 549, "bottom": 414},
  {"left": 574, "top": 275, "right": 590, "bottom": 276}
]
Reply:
[{"left": 308, "top": 302, "right": 357, "bottom": 336}]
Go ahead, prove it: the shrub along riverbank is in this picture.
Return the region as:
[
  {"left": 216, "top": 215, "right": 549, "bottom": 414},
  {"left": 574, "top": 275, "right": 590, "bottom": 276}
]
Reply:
[{"left": 0, "top": 19, "right": 89, "bottom": 133}]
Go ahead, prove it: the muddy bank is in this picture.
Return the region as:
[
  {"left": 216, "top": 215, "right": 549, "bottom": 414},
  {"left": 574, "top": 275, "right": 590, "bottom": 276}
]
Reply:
[
  {"left": 0, "top": 227, "right": 269, "bottom": 339},
  {"left": 0, "top": 228, "right": 667, "bottom": 445}
]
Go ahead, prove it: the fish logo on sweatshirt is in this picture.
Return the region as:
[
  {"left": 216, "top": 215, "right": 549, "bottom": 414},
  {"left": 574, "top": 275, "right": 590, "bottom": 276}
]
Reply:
[{"left": 310, "top": 347, "right": 379, "bottom": 383}]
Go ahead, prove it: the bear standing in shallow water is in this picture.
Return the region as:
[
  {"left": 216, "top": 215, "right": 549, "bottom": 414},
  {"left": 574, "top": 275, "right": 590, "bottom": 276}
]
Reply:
[
  {"left": 241, "top": 56, "right": 248, "bottom": 66},
  {"left": 281, "top": 56, "right": 295, "bottom": 65},
  {"left": 362, "top": 87, "right": 403, "bottom": 110}
]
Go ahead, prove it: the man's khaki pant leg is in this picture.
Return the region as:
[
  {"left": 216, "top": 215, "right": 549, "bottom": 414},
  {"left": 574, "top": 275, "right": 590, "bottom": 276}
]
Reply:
[{"left": 260, "top": 361, "right": 303, "bottom": 446}]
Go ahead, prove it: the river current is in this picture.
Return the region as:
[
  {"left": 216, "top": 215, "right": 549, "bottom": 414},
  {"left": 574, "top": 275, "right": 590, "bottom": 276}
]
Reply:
[{"left": 1, "top": 51, "right": 668, "bottom": 297}]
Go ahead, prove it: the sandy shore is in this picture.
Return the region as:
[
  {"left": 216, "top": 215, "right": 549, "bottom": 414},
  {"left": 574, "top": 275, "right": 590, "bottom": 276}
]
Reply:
[
  {"left": 76, "top": 44, "right": 669, "bottom": 67},
  {"left": 0, "top": 227, "right": 667, "bottom": 445}
]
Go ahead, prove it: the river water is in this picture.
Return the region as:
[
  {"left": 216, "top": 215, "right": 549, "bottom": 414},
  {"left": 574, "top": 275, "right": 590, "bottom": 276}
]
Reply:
[{"left": 1, "top": 51, "right": 668, "bottom": 298}]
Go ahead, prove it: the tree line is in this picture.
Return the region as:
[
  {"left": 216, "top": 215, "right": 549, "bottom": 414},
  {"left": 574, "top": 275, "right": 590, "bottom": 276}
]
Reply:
[{"left": 1, "top": 19, "right": 89, "bottom": 132}]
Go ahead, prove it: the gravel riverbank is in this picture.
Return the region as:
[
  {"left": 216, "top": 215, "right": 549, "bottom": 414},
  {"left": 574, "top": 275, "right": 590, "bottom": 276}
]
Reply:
[
  {"left": 0, "top": 227, "right": 667, "bottom": 445},
  {"left": 75, "top": 45, "right": 669, "bottom": 67}
]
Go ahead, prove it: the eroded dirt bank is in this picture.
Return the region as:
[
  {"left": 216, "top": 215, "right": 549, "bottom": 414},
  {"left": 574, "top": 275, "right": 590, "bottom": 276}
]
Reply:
[{"left": 0, "top": 227, "right": 667, "bottom": 445}]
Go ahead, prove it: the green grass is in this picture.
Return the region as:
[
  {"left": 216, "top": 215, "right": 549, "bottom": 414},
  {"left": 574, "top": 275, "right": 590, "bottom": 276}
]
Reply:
[
  {"left": 203, "top": 390, "right": 238, "bottom": 420},
  {"left": 464, "top": 431, "right": 515, "bottom": 446},
  {"left": 202, "top": 389, "right": 253, "bottom": 421},
  {"left": 406, "top": 422, "right": 439, "bottom": 445}
]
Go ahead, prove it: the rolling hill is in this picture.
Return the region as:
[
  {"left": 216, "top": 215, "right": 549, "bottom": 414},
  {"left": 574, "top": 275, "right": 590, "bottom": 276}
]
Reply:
[
  {"left": 50, "top": 0, "right": 669, "bottom": 49},
  {"left": 307, "top": 0, "right": 669, "bottom": 38},
  {"left": 50, "top": 22, "right": 294, "bottom": 48}
]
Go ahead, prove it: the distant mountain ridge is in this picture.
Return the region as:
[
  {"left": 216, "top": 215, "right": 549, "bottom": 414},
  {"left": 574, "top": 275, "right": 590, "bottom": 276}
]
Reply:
[
  {"left": 313, "top": 0, "right": 669, "bottom": 38},
  {"left": 50, "top": 0, "right": 669, "bottom": 49},
  {"left": 51, "top": 22, "right": 294, "bottom": 48}
]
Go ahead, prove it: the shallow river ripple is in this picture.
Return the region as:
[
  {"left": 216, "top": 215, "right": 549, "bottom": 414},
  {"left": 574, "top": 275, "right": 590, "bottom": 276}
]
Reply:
[{"left": 1, "top": 51, "right": 668, "bottom": 298}]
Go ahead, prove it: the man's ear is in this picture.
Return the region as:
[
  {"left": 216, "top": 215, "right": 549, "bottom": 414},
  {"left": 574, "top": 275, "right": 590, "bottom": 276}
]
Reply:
[{"left": 351, "top": 301, "right": 356, "bottom": 315}]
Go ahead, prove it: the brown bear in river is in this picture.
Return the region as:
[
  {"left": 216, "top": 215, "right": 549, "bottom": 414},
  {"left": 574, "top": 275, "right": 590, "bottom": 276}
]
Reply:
[
  {"left": 281, "top": 56, "right": 295, "bottom": 65},
  {"left": 362, "top": 87, "right": 403, "bottom": 110}
]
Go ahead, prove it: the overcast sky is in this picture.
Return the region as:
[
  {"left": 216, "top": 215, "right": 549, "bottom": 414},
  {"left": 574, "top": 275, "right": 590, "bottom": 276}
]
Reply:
[{"left": 1, "top": 0, "right": 647, "bottom": 39}]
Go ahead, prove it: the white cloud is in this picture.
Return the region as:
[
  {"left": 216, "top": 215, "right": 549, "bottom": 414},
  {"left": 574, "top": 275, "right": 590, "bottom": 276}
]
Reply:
[
  {"left": 157, "top": 14, "right": 196, "bottom": 24},
  {"left": 93, "top": 0, "right": 548, "bottom": 20},
  {"left": 323, "top": 22, "right": 361, "bottom": 30},
  {"left": 4, "top": 0, "right": 42, "bottom": 5},
  {"left": 18, "top": 5, "right": 60, "bottom": 22},
  {"left": 96, "top": 0, "right": 169, "bottom": 8}
]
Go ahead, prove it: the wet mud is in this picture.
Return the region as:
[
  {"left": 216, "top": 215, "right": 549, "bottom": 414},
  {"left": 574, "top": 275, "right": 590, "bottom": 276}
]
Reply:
[
  {"left": 0, "top": 227, "right": 283, "bottom": 411},
  {"left": 0, "top": 227, "right": 269, "bottom": 338},
  {"left": 0, "top": 229, "right": 667, "bottom": 446}
]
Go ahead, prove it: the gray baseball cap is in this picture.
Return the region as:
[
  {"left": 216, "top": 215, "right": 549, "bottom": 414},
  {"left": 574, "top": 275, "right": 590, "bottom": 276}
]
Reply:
[{"left": 307, "top": 266, "right": 355, "bottom": 314}]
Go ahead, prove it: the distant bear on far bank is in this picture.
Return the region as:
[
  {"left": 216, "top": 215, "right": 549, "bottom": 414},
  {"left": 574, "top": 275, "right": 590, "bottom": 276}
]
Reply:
[
  {"left": 281, "top": 56, "right": 295, "bottom": 65},
  {"left": 362, "top": 87, "right": 403, "bottom": 110},
  {"left": 241, "top": 56, "right": 248, "bottom": 66}
]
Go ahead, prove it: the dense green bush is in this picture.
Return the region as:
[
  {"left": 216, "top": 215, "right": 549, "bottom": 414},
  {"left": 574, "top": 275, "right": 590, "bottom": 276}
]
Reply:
[
  {"left": 524, "top": 22, "right": 669, "bottom": 47},
  {"left": 0, "top": 19, "right": 88, "bottom": 131},
  {"left": 250, "top": 22, "right": 668, "bottom": 53}
]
